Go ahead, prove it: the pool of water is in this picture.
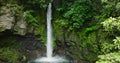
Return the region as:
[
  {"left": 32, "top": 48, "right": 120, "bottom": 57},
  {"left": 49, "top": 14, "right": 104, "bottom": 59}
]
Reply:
[{"left": 28, "top": 61, "right": 72, "bottom": 63}]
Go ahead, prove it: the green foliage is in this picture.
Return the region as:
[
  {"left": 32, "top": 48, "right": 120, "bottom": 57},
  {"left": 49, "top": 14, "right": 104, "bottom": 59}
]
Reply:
[
  {"left": 2, "top": 0, "right": 120, "bottom": 62},
  {"left": 6, "top": 3, "right": 23, "bottom": 17},
  {"left": 101, "top": 37, "right": 120, "bottom": 53},
  {"left": 0, "top": 37, "right": 20, "bottom": 63},
  {"left": 66, "top": 30, "right": 99, "bottom": 62},
  {"left": 55, "top": 1, "right": 100, "bottom": 60},
  {"left": 101, "top": 17, "right": 120, "bottom": 31},
  {"left": 97, "top": 37, "right": 120, "bottom": 63},
  {"left": 23, "top": 10, "right": 46, "bottom": 43},
  {"left": 101, "top": 0, "right": 120, "bottom": 17},
  {"left": 81, "top": 32, "right": 99, "bottom": 61},
  {"left": 96, "top": 0, "right": 120, "bottom": 63},
  {"left": 82, "top": 25, "right": 99, "bottom": 35},
  {"left": 20, "top": 0, "right": 47, "bottom": 9},
  {"left": 56, "top": 0, "right": 95, "bottom": 31},
  {"left": 96, "top": 16, "right": 120, "bottom": 63},
  {"left": 21, "top": 0, "right": 47, "bottom": 45},
  {"left": 24, "top": 10, "right": 38, "bottom": 27},
  {"left": 0, "top": 48, "right": 19, "bottom": 63},
  {"left": 96, "top": 51, "right": 120, "bottom": 63},
  {"left": 113, "top": 37, "right": 120, "bottom": 49},
  {"left": 55, "top": 19, "right": 69, "bottom": 29},
  {"left": 28, "top": 0, "right": 47, "bottom": 8}
]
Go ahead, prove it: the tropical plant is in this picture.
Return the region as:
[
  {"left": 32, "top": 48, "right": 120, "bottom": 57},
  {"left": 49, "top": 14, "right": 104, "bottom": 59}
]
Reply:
[{"left": 96, "top": 16, "right": 120, "bottom": 63}]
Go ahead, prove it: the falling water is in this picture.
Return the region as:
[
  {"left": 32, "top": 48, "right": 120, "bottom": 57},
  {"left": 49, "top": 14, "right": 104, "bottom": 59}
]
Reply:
[
  {"left": 29, "top": 3, "right": 70, "bottom": 63},
  {"left": 47, "top": 3, "right": 53, "bottom": 58}
]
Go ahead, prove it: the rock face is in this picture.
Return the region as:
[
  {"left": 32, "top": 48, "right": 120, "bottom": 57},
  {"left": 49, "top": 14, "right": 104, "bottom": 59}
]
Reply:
[
  {"left": 0, "top": 5, "right": 14, "bottom": 31},
  {"left": 14, "top": 19, "right": 27, "bottom": 35},
  {"left": 0, "top": 4, "right": 27, "bottom": 35}
]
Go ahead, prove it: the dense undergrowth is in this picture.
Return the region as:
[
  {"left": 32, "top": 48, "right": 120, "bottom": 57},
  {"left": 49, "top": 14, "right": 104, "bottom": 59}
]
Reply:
[
  {"left": 0, "top": 0, "right": 120, "bottom": 63},
  {"left": 0, "top": 37, "right": 21, "bottom": 63}
]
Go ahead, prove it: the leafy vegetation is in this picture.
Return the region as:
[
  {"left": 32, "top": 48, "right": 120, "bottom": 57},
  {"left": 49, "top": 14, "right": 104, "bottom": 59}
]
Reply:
[
  {"left": 56, "top": 0, "right": 96, "bottom": 31},
  {"left": 101, "top": 17, "right": 120, "bottom": 31},
  {"left": 1, "top": 0, "right": 120, "bottom": 63},
  {"left": 95, "top": 0, "right": 120, "bottom": 62},
  {"left": 0, "top": 37, "right": 20, "bottom": 63},
  {"left": 0, "top": 48, "right": 19, "bottom": 63},
  {"left": 96, "top": 17, "right": 120, "bottom": 63},
  {"left": 24, "top": 10, "right": 38, "bottom": 27}
]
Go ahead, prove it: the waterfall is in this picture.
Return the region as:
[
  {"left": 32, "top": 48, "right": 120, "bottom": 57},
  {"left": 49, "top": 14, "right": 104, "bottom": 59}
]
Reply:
[
  {"left": 33, "top": 3, "right": 69, "bottom": 63},
  {"left": 47, "top": 3, "right": 53, "bottom": 58}
]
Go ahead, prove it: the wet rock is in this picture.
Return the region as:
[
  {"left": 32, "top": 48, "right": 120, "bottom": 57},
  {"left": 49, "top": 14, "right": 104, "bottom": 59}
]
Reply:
[{"left": 15, "top": 34, "right": 45, "bottom": 60}]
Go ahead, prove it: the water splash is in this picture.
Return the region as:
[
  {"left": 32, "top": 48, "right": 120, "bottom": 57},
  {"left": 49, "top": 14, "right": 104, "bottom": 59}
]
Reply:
[
  {"left": 30, "top": 3, "right": 69, "bottom": 63},
  {"left": 35, "top": 56, "right": 68, "bottom": 62}
]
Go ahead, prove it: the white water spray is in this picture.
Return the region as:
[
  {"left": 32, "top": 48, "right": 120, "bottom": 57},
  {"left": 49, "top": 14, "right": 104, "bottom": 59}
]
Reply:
[
  {"left": 47, "top": 3, "right": 53, "bottom": 58},
  {"left": 34, "top": 3, "right": 69, "bottom": 62}
]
